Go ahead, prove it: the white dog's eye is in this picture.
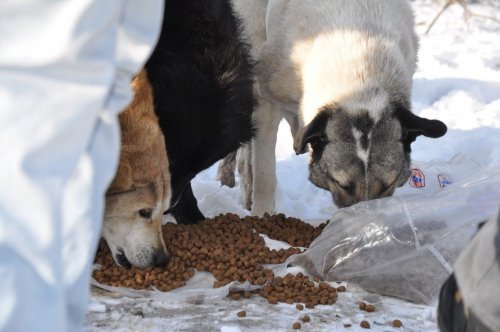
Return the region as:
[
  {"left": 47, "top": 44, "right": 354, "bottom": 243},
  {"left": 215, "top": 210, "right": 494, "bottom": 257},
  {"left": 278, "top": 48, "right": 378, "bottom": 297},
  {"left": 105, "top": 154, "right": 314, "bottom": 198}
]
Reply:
[
  {"left": 138, "top": 209, "right": 153, "bottom": 219},
  {"left": 328, "top": 174, "right": 354, "bottom": 194}
]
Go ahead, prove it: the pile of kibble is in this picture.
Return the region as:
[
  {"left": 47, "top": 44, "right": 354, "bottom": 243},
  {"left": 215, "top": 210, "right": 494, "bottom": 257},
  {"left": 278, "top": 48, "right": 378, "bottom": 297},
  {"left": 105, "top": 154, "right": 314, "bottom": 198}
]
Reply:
[
  {"left": 93, "top": 213, "right": 407, "bottom": 330},
  {"left": 244, "top": 213, "right": 324, "bottom": 247},
  {"left": 93, "top": 213, "right": 334, "bottom": 304}
]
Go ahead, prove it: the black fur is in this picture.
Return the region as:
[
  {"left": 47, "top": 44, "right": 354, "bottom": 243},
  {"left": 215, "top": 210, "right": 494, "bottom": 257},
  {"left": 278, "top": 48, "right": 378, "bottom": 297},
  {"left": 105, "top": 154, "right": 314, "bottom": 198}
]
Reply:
[
  {"left": 393, "top": 102, "right": 447, "bottom": 153},
  {"left": 298, "top": 108, "right": 332, "bottom": 157},
  {"left": 352, "top": 113, "right": 374, "bottom": 150},
  {"left": 145, "top": 0, "right": 255, "bottom": 224}
]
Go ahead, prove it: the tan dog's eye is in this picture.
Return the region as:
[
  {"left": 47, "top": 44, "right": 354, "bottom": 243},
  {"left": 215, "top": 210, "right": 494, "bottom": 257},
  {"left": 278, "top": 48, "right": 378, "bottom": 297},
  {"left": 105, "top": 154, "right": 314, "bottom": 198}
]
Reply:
[{"left": 138, "top": 209, "right": 153, "bottom": 219}]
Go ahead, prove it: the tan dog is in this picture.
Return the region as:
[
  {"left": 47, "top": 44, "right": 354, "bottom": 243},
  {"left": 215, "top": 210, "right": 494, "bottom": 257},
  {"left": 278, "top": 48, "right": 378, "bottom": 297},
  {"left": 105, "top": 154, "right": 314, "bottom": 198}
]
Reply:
[{"left": 103, "top": 70, "right": 171, "bottom": 268}]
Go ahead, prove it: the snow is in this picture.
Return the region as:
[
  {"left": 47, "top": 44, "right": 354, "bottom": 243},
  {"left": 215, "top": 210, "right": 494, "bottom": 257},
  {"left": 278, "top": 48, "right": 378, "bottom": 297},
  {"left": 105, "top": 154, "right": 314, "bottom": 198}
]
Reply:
[{"left": 86, "top": 1, "right": 500, "bottom": 331}]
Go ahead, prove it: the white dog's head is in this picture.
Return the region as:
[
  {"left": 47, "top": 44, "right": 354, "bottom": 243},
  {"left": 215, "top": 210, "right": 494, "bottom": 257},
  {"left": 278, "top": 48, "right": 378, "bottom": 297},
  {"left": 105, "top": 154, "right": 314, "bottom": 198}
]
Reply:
[
  {"left": 294, "top": 92, "right": 447, "bottom": 208},
  {"left": 103, "top": 70, "right": 170, "bottom": 268}
]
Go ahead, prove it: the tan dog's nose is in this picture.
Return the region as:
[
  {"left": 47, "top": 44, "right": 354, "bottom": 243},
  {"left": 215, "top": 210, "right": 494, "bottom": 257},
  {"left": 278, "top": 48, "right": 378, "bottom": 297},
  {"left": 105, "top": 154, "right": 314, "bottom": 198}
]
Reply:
[{"left": 154, "top": 250, "right": 169, "bottom": 267}]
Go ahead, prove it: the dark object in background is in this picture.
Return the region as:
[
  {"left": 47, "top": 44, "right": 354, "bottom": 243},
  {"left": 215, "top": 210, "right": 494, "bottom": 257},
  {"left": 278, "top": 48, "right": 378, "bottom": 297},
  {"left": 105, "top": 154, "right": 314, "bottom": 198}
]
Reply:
[
  {"left": 438, "top": 210, "right": 500, "bottom": 332},
  {"left": 437, "top": 273, "right": 468, "bottom": 332},
  {"left": 146, "top": 0, "right": 255, "bottom": 224},
  {"left": 437, "top": 273, "right": 492, "bottom": 332}
]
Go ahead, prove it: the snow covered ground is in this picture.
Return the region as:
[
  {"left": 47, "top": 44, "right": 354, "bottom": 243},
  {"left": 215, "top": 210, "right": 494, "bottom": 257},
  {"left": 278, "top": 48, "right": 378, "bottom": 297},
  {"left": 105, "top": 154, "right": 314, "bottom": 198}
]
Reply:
[{"left": 86, "top": 1, "right": 500, "bottom": 331}]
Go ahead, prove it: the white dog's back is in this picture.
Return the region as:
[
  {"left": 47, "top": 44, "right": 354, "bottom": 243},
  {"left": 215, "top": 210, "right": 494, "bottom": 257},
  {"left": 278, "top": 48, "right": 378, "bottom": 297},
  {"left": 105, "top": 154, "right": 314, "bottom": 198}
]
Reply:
[{"left": 259, "top": 0, "right": 418, "bottom": 124}]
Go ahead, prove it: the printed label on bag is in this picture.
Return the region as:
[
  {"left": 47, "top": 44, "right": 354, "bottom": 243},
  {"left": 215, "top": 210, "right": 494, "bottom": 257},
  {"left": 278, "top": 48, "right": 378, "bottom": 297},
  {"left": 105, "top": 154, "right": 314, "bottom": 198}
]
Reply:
[
  {"left": 437, "top": 174, "right": 452, "bottom": 188},
  {"left": 409, "top": 168, "right": 425, "bottom": 188}
]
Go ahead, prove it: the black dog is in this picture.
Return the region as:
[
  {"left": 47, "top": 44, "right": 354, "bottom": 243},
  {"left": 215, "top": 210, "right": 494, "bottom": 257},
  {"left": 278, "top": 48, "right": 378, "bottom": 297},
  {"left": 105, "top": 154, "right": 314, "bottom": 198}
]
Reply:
[{"left": 145, "top": 0, "right": 255, "bottom": 224}]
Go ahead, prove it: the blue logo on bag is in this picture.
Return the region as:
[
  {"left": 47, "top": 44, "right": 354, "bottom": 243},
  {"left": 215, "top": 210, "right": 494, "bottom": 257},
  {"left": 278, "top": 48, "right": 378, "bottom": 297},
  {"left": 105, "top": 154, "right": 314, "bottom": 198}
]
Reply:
[{"left": 438, "top": 174, "right": 451, "bottom": 188}]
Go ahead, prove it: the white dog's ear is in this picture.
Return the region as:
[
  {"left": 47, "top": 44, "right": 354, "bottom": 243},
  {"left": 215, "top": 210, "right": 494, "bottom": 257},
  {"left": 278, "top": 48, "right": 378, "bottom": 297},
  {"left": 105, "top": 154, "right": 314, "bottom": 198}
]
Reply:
[
  {"left": 395, "top": 104, "right": 447, "bottom": 145},
  {"left": 293, "top": 111, "right": 331, "bottom": 155}
]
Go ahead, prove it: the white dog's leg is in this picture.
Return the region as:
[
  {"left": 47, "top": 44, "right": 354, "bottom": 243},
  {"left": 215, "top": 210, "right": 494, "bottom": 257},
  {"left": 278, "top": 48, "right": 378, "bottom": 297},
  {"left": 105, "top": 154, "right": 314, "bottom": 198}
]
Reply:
[
  {"left": 217, "top": 151, "right": 237, "bottom": 188},
  {"left": 251, "top": 98, "right": 282, "bottom": 215},
  {"left": 237, "top": 143, "right": 253, "bottom": 210}
]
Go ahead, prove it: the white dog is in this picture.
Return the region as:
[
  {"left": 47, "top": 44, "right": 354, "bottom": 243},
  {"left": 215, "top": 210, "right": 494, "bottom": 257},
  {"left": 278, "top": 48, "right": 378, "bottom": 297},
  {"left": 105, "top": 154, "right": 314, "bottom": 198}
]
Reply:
[{"left": 229, "top": 0, "right": 447, "bottom": 214}]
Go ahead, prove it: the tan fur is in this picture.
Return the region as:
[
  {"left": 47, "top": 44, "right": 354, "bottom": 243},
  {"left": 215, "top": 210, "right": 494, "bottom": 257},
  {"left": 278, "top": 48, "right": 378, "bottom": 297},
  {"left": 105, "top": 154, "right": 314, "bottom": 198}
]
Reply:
[{"left": 103, "top": 70, "right": 171, "bottom": 268}]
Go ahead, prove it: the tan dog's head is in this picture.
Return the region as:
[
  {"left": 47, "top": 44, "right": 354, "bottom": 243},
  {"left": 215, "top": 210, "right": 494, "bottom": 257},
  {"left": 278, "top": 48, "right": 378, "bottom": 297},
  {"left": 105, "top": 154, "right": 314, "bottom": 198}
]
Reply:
[{"left": 103, "top": 70, "right": 171, "bottom": 268}]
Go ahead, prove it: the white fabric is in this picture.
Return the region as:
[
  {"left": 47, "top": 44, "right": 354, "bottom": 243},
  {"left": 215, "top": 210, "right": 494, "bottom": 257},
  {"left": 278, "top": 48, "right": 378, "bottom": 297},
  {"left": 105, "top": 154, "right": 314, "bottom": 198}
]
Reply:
[{"left": 0, "top": 1, "right": 163, "bottom": 331}]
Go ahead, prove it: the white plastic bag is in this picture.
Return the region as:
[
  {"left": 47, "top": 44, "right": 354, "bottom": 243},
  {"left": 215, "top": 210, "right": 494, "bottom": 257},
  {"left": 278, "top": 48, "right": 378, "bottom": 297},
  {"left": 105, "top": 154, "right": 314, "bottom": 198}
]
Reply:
[{"left": 291, "top": 155, "right": 500, "bottom": 304}]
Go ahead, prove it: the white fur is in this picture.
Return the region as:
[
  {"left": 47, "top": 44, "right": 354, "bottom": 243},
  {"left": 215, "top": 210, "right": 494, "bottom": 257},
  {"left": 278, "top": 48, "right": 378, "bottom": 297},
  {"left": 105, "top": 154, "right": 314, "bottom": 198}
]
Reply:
[
  {"left": 232, "top": 0, "right": 418, "bottom": 215},
  {"left": 352, "top": 128, "right": 369, "bottom": 165},
  {"left": 231, "top": 0, "right": 269, "bottom": 58},
  {"left": 351, "top": 128, "right": 371, "bottom": 199}
]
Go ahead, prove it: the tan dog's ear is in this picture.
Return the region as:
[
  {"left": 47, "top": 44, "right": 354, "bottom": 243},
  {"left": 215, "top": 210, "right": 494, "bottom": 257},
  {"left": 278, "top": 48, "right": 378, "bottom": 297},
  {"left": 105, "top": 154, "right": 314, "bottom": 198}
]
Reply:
[
  {"left": 120, "top": 118, "right": 160, "bottom": 154},
  {"left": 107, "top": 156, "right": 133, "bottom": 194}
]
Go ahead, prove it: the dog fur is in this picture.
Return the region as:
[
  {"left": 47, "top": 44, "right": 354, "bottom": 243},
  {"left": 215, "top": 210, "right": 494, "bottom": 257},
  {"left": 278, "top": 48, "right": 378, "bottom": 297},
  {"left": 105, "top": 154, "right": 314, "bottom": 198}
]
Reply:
[
  {"left": 231, "top": 0, "right": 447, "bottom": 214},
  {"left": 145, "top": 0, "right": 255, "bottom": 224},
  {"left": 103, "top": 70, "right": 170, "bottom": 268}
]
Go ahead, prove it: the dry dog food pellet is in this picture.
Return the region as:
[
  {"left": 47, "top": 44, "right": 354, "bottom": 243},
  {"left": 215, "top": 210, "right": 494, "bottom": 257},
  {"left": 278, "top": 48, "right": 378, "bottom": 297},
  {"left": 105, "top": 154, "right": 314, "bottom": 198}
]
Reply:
[
  {"left": 359, "top": 302, "right": 366, "bottom": 310},
  {"left": 237, "top": 311, "right": 246, "bottom": 318},
  {"left": 305, "top": 302, "right": 315, "bottom": 309},
  {"left": 336, "top": 286, "right": 347, "bottom": 292},
  {"left": 301, "top": 315, "right": 310, "bottom": 323},
  {"left": 296, "top": 304, "right": 304, "bottom": 311},
  {"left": 360, "top": 320, "right": 370, "bottom": 329},
  {"left": 365, "top": 304, "right": 375, "bottom": 312},
  {"left": 268, "top": 296, "right": 278, "bottom": 304},
  {"left": 292, "top": 322, "right": 302, "bottom": 329},
  {"left": 93, "top": 213, "right": 331, "bottom": 306},
  {"left": 392, "top": 319, "right": 403, "bottom": 328}
]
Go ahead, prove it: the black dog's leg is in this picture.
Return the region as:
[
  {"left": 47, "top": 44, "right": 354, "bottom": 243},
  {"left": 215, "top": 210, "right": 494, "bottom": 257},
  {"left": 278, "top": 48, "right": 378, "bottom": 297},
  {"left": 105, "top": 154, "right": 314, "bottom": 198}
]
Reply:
[{"left": 170, "top": 182, "right": 205, "bottom": 225}]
